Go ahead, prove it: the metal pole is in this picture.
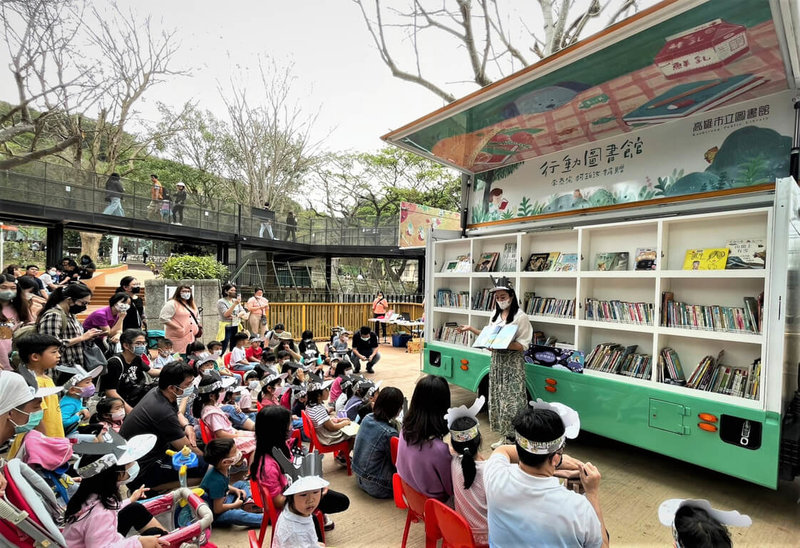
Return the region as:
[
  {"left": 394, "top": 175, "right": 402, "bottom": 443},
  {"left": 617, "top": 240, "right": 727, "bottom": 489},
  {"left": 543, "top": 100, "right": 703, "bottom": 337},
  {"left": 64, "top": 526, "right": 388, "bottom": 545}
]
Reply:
[
  {"left": 790, "top": 98, "right": 800, "bottom": 182},
  {"left": 0, "top": 223, "right": 4, "bottom": 270}
]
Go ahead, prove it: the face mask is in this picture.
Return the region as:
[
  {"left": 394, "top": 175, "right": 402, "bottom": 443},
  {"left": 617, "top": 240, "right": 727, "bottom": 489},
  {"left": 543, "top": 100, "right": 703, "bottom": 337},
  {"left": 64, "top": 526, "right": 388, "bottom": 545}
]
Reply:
[
  {"left": 117, "top": 303, "right": 130, "bottom": 312},
  {"left": 81, "top": 385, "right": 96, "bottom": 398},
  {"left": 361, "top": 336, "right": 370, "bottom": 341},
  {"left": 130, "top": 287, "right": 140, "bottom": 294},
  {"left": 213, "top": 350, "right": 222, "bottom": 357},
  {"left": 11, "top": 409, "right": 44, "bottom": 434},
  {"left": 180, "top": 292, "right": 191, "bottom": 300},
  {"left": 69, "top": 303, "right": 87, "bottom": 314},
  {"left": 248, "top": 381, "right": 260, "bottom": 390},
  {"left": 118, "top": 462, "right": 139, "bottom": 485},
  {"left": 24, "top": 292, "right": 35, "bottom": 301},
  {"left": 223, "top": 450, "right": 243, "bottom": 467},
  {"left": 497, "top": 299, "right": 511, "bottom": 310},
  {"left": 0, "top": 289, "right": 17, "bottom": 301},
  {"left": 111, "top": 409, "right": 126, "bottom": 422},
  {"left": 159, "top": 350, "right": 171, "bottom": 358},
  {"left": 133, "top": 345, "right": 147, "bottom": 356},
  {"left": 81, "top": 258, "right": 89, "bottom": 264},
  {"left": 48, "top": 270, "right": 57, "bottom": 276},
  {"left": 345, "top": 368, "right": 353, "bottom": 375}
]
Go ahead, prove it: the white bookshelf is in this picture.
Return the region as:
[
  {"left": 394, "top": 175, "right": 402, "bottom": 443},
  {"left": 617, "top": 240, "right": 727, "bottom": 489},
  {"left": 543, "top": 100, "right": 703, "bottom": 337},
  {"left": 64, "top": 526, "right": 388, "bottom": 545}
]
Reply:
[{"left": 427, "top": 203, "right": 789, "bottom": 410}]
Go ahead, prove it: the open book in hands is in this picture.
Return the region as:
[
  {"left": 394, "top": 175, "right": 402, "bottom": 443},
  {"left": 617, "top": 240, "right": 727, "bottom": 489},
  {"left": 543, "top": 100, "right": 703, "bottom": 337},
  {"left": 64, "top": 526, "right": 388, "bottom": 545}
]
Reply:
[{"left": 472, "top": 324, "right": 518, "bottom": 350}]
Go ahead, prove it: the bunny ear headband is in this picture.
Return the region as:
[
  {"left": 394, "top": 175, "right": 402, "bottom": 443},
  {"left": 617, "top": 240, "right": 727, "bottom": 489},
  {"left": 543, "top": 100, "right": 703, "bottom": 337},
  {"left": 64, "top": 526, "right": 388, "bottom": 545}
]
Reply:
[
  {"left": 271, "top": 447, "right": 329, "bottom": 496},
  {"left": 73, "top": 430, "right": 156, "bottom": 478},
  {"left": 515, "top": 399, "right": 581, "bottom": 455},
  {"left": 659, "top": 499, "right": 751, "bottom": 548},
  {"left": 444, "top": 396, "right": 485, "bottom": 443}
]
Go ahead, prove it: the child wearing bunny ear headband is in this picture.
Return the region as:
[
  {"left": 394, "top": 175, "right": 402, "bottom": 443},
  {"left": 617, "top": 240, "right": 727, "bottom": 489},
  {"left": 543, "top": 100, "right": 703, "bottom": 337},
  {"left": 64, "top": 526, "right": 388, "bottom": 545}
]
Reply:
[
  {"left": 659, "top": 498, "right": 750, "bottom": 548},
  {"left": 484, "top": 400, "right": 609, "bottom": 548},
  {"left": 446, "top": 396, "right": 489, "bottom": 546}
]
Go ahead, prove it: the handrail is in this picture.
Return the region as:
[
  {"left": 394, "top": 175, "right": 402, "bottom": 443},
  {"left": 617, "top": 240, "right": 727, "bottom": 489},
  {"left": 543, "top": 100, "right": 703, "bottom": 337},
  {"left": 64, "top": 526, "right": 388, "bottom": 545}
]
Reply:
[{"left": 0, "top": 160, "right": 400, "bottom": 247}]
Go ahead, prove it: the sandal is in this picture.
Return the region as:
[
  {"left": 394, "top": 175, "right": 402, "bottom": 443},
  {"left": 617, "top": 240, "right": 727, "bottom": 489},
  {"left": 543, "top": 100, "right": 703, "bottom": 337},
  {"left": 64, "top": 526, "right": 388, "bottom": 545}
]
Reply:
[{"left": 241, "top": 498, "right": 262, "bottom": 514}]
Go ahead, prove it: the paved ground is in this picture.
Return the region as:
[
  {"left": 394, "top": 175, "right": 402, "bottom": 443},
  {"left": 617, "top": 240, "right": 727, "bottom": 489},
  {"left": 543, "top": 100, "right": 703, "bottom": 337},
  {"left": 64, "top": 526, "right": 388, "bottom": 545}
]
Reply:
[{"left": 208, "top": 343, "right": 800, "bottom": 547}]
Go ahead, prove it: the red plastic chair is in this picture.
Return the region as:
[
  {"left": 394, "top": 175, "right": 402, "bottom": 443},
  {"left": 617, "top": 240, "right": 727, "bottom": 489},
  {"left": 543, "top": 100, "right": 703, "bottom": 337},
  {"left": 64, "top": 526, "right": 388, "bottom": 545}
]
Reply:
[
  {"left": 424, "top": 498, "right": 485, "bottom": 548},
  {"left": 301, "top": 411, "right": 352, "bottom": 475},
  {"left": 390, "top": 436, "right": 399, "bottom": 466},
  {"left": 393, "top": 473, "right": 429, "bottom": 548},
  {"left": 198, "top": 420, "right": 214, "bottom": 445}
]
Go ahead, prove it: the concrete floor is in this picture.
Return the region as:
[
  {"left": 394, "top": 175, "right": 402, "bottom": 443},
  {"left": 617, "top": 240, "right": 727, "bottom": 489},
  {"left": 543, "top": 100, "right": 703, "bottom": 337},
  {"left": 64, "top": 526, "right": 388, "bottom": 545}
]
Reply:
[{"left": 210, "top": 344, "right": 800, "bottom": 547}]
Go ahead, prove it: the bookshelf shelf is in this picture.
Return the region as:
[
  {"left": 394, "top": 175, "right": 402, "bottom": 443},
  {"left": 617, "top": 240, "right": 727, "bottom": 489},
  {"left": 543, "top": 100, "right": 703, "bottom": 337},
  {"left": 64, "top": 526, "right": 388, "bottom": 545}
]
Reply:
[
  {"left": 432, "top": 306, "right": 469, "bottom": 314},
  {"left": 528, "top": 314, "right": 577, "bottom": 326},
  {"left": 471, "top": 310, "right": 493, "bottom": 317},
  {"left": 656, "top": 326, "right": 763, "bottom": 344},
  {"left": 518, "top": 271, "right": 579, "bottom": 278},
  {"left": 659, "top": 270, "right": 767, "bottom": 279},
  {"left": 577, "top": 319, "right": 656, "bottom": 333},
  {"left": 580, "top": 271, "right": 658, "bottom": 278}
]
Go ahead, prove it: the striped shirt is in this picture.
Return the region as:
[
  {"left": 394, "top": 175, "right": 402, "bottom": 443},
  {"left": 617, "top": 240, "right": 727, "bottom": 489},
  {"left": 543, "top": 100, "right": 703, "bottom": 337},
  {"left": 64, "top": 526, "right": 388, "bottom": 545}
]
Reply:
[{"left": 306, "top": 403, "right": 331, "bottom": 427}]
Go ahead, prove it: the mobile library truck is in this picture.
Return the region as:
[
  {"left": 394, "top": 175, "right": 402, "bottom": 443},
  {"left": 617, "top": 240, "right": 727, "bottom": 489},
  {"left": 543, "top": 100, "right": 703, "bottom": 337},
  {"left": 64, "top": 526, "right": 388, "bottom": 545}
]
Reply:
[{"left": 383, "top": 0, "right": 800, "bottom": 488}]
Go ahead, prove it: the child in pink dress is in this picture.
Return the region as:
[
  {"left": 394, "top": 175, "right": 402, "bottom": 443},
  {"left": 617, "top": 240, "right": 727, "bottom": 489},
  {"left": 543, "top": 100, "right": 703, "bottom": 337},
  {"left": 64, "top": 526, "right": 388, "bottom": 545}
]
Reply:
[{"left": 194, "top": 372, "right": 256, "bottom": 455}]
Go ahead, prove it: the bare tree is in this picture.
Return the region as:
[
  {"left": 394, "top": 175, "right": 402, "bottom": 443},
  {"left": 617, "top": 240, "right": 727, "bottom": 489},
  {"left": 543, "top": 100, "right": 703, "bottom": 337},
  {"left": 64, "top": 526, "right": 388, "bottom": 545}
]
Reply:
[
  {"left": 353, "top": 0, "right": 639, "bottom": 103},
  {"left": 219, "top": 57, "right": 324, "bottom": 210},
  {"left": 0, "top": 0, "right": 89, "bottom": 169}
]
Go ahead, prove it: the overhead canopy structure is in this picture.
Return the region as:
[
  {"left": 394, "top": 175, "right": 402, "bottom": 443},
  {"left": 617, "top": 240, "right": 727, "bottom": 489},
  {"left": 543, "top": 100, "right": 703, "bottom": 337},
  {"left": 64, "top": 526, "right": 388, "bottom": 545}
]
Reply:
[{"left": 383, "top": 0, "right": 800, "bottom": 176}]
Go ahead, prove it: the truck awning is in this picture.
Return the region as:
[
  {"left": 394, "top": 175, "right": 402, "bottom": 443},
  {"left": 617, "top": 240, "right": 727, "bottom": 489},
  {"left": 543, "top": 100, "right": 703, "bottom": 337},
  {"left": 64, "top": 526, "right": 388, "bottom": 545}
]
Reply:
[{"left": 382, "top": 0, "right": 800, "bottom": 175}]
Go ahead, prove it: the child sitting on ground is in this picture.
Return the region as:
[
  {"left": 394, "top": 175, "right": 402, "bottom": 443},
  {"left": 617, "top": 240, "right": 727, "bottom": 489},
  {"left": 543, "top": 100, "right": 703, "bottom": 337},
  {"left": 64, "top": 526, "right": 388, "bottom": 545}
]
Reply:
[
  {"left": 447, "top": 396, "right": 488, "bottom": 546},
  {"left": 201, "top": 439, "right": 262, "bottom": 529},
  {"left": 272, "top": 449, "right": 329, "bottom": 548},
  {"left": 207, "top": 340, "right": 235, "bottom": 377},
  {"left": 151, "top": 337, "right": 176, "bottom": 370},
  {"left": 94, "top": 396, "right": 126, "bottom": 433},
  {"left": 346, "top": 379, "right": 382, "bottom": 422},
  {"left": 352, "top": 387, "right": 404, "bottom": 499},
  {"left": 229, "top": 332, "right": 256, "bottom": 372},
  {"left": 659, "top": 498, "right": 751, "bottom": 548},
  {"left": 258, "top": 352, "right": 279, "bottom": 377},
  {"left": 259, "top": 373, "right": 287, "bottom": 407}
]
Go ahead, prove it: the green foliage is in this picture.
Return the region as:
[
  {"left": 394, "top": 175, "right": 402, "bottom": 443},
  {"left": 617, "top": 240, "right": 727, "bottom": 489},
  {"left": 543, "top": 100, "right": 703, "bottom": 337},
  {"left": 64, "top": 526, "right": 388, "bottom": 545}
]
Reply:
[{"left": 159, "top": 255, "right": 229, "bottom": 281}]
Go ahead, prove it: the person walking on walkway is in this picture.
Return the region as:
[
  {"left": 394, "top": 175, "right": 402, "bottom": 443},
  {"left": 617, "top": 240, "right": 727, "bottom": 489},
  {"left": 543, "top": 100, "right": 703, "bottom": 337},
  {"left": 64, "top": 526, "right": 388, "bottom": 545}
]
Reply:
[
  {"left": 102, "top": 172, "right": 125, "bottom": 217},
  {"left": 147, "top": 174, "right": 163, "bottom": 221},
  {"left": 173, "top": 182, "right": 187, "bottom": 225},
  {"left": 286, "top": 211, "right": 297, "bottom": 242}
]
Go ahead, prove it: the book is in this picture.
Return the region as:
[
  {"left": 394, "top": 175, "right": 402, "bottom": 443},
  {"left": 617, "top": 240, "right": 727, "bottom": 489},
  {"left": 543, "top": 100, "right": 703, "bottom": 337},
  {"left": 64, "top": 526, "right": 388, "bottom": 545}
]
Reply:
[
  {"left": 634, "top": 247, "right": 657, "bottom": 270},
  {"left": 553, "top": 253, "right": 578, "bottom": 271},
  {"left": 524, "top": 293, "right": 576, "bottom": 317},
  {"left": 660, "top": 293, "right": 759, "bottom": 333},
  {"left": 623, "top": 74, "right": 765, "bottom": 124},
  {"left": 682, "top": 248, "right": 729, "bottom": 270},
  {"left": 442, "top": 260, "right": 459, "bottom": 272},
  {"left": 725, "top": 239, "right": 766, "bottom": 269},
  {"left": 453, "top": 255, "right": 473, "bottom": 273},
  {"left": 594, "top": 252, "right": 629, "bottom": 271},
  {"left": 543, "top": 252, "right": 561, "bottom": 271},
  {"left": 585, "top": 299, "right": 653, "bottom": 325},
  {"left": 524, "top": 253, "right": 550, "bottom": 272},
  {"left": 475, "top": 252, "right": 499, "bottom": 272},
  {"left": 436, "top": 322, "right": 473, "bottom": 346},
  {"left": 524, "top": 345, "right": 585, "bottom": 373},
  {"left": 472, "top": 324, "right": 518, "bottom": 349},
  {"left": 498, "top": 243, "right": 518, "bottom": 272}
]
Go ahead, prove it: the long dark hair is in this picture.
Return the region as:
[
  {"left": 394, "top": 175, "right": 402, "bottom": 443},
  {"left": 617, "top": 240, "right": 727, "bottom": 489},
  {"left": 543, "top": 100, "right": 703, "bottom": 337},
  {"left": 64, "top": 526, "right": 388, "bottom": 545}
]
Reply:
[
  {"left": 251, "top": 406, "right": 292, "bottom": 480},
  {"left": 37, "top": 282, "right": 92, "bottom": 326},
  {"left": 64, "top": 453, "right": 123, "bottom": 522},
  {"left": 171, "top": 284, "right": 196, "bottom": 309},
  {"left": 402, "top": 375, "right": 450, "bottom": 446},
  {"left": 450, "top": 416, "right": 482, "bottom": 489},
  {"left": 372, "top": 387, "right": 404, "bottom": 423},
  {"left": 0, "top": 273, "right": 31, "bottom": 323},
  {"left": 491, "top": 287, "right": 520, "bottom": 323}
]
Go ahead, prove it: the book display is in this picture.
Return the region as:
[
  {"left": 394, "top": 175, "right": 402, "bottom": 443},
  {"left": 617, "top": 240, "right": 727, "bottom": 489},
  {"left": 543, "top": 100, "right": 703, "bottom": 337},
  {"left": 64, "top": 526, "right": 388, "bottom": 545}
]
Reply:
[{"left": 426, "top": 180, "right": 799, "bottom": 488}]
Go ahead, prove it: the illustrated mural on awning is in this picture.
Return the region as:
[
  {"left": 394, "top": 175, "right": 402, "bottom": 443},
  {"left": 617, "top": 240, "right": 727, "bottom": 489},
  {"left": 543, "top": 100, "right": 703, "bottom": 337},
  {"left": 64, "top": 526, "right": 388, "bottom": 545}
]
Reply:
[{"left": 385, "top": 0, "right": 790, "bottom": 175}]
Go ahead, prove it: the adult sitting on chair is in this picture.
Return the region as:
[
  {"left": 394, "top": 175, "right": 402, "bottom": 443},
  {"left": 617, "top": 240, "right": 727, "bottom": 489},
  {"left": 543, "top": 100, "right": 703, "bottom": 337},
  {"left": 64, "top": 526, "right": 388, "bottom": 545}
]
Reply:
[
  {"left": 119, "top": 362, "right": 207, "bottom": 492},
  {"left": 350, "top": 326, "right": 380, "bottom": 374}
]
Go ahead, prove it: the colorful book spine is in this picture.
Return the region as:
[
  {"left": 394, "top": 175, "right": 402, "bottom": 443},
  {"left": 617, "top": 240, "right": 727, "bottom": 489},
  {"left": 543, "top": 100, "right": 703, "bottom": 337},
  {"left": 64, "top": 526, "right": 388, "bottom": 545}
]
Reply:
[
  {"left": 585, "top": 299, "right": 654, "bottom": 325},
  {"left": 472, "top": 288, "right": 497, "bottom": 311},
  {"left": 584, "top": 343, "right": 651, "bottom": 379},
  {"left": 524, "top": 293, "right": 576, "bottom": 317},
  {"left": 435, "top": 324, "right": 474, "bottom": 346},
  {"left": 435, "top": 289, "right": 470, "bottom": 308},
  {"left": 660, "top": 295, "right": 759, "bottom": 334}
]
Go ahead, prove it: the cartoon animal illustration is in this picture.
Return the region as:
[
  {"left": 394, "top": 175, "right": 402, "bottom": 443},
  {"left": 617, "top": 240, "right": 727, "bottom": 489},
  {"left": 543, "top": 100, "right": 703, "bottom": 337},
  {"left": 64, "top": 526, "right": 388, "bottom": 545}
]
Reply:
[
  {"left": 704, "top": 146, "right": 718, "bottom": 164},
  {"left": 502, "top": 82, "right": 591, "bottom": 118}
]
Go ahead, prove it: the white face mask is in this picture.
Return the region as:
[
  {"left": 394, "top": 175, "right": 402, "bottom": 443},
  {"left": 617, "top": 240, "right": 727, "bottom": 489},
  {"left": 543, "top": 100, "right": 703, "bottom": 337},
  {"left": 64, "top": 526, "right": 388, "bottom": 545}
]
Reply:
[
  {"left": 111, "top": 409, "right": 126, "bottom": 421},
  {"left": 118, "top": 462, "right": 139, "bottom": 485},
  {"left": 213, "top": 350, "right": 222, "bottom": 357},
  {"left": 248, "top": 380, "right": 260, "bottom": 390},
  {"left": 117, "top": 303, "right": 130, "bottom": 312},
  {"left": 497, "top": 299, "right": 511, "bottom": 310},
  {"left": 180, "top": 292, "right": 191, "bottom": 300}
]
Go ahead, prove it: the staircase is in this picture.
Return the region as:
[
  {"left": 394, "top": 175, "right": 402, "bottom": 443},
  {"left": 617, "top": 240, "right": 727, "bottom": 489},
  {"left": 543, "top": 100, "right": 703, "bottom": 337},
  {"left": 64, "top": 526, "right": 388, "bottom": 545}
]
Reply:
[{"left": 77, "top": 285, "right": 146, "bottom": 323}]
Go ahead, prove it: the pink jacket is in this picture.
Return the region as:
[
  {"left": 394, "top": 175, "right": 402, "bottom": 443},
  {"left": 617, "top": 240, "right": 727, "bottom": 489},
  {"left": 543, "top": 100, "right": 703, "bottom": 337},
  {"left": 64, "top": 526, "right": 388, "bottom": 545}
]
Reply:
[{"left": 63, "top": 496, "right": 142, "bottom": 548}]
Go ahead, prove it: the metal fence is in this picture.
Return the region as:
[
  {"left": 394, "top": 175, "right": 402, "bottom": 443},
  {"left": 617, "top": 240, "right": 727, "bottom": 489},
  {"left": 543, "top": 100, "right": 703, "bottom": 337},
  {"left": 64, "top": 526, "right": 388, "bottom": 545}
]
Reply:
[{"left": 0, "top": 160, "right": 399, "bottom": 247}]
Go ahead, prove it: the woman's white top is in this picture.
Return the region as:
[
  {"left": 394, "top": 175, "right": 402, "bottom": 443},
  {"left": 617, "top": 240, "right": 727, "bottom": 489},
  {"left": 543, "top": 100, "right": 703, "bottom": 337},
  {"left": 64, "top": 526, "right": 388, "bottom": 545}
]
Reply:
[{"left": 488, "top": 307, "right": 533, "bottom": 348}]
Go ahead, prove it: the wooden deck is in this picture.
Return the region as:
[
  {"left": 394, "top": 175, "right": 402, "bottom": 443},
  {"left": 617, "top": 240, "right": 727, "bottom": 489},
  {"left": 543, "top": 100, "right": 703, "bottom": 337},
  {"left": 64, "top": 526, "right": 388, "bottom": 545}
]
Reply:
[{"left": 211, "top": 344, "right": 800, "bottom": 547}]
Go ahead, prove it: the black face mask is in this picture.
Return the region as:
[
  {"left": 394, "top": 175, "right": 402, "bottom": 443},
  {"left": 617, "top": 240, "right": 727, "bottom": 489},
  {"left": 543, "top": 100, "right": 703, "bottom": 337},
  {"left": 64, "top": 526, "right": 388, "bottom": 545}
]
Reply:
[
  {"left": 130, "top": 287, "right": 141, "bottom": 294},
  {"left": 69, "top": 303, "right": 87, "bottom": 314}
]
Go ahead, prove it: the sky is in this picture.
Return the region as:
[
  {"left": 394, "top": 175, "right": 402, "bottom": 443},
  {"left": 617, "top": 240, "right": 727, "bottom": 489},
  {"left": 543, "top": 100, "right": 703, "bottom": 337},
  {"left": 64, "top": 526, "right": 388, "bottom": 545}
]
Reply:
[{"left": 0, "top": 1, "right": 657, "bottom": 155}]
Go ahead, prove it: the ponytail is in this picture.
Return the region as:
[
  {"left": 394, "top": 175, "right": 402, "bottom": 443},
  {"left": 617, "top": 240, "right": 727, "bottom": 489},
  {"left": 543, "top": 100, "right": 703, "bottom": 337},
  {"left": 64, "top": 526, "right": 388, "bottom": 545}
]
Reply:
[{"left": 460, "top": 446, "right": 477, "bottom": 489}]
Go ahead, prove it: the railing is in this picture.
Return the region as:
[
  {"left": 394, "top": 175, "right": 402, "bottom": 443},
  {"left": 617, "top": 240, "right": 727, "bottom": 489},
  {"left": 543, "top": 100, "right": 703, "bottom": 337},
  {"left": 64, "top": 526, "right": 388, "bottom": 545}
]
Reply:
[
  {"left": 264, "top": 301, "right": 424, "bottom": 339},
  {"left": 0, "top": 159, "right": 399, "bottom": 247}
]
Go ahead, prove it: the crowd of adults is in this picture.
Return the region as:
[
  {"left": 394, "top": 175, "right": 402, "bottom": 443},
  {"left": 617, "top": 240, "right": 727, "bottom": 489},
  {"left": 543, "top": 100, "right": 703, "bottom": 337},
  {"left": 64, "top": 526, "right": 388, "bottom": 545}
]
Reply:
[{"left": 0, "top": 267, "right": 747, "bottom": 547}]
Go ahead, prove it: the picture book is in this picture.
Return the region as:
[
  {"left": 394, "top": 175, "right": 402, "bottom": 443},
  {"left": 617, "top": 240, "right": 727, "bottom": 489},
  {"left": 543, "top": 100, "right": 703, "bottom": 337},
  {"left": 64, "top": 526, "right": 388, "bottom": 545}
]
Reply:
[
  {"left": 524, "top": 345, "right": 585, "bottom": 373},
  {"left": 634, "top": 247, "right": 657, "bottom": 270},
  {"left": 553, "top": 253, "right": 578, "bottom": 272},
  {"left": 453, "top": 254, "right": 472, "bottom": 273},
  {"left": 442, "top": 259, "right": 459, "bottom": 272},
  {"left": 498, "top": 243, "right": 518, "bottom": 272},
  {"left": 594, "top": 252, "right": 629, "bottom": 271},
  {"left": 682, "top": 248, "right": 729, "bottom": 270},
  {"left": 472, "top": 324, "right": 518, "bottom": 350},
  {"left": 543, "top": 252, "right": 561, "bottom": 271},
  {"left": 725, "top": 239, "right": 766, "bottom": 269},
  {"left": 524, "top": 253, "right": 550, "bottom": 272},
  {"left": 475, "top": 252, "right": 499, "bottom": 272},
  {"left": 622, "top": 74, "right": 765, "bottom": 125}
]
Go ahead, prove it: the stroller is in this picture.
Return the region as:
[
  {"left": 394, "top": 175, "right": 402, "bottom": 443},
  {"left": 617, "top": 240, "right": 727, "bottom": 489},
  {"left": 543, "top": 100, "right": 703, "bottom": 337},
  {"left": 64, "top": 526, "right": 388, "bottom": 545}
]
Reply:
[{"left": 0, "top": 459, "right": 217, "bottom": 548}]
